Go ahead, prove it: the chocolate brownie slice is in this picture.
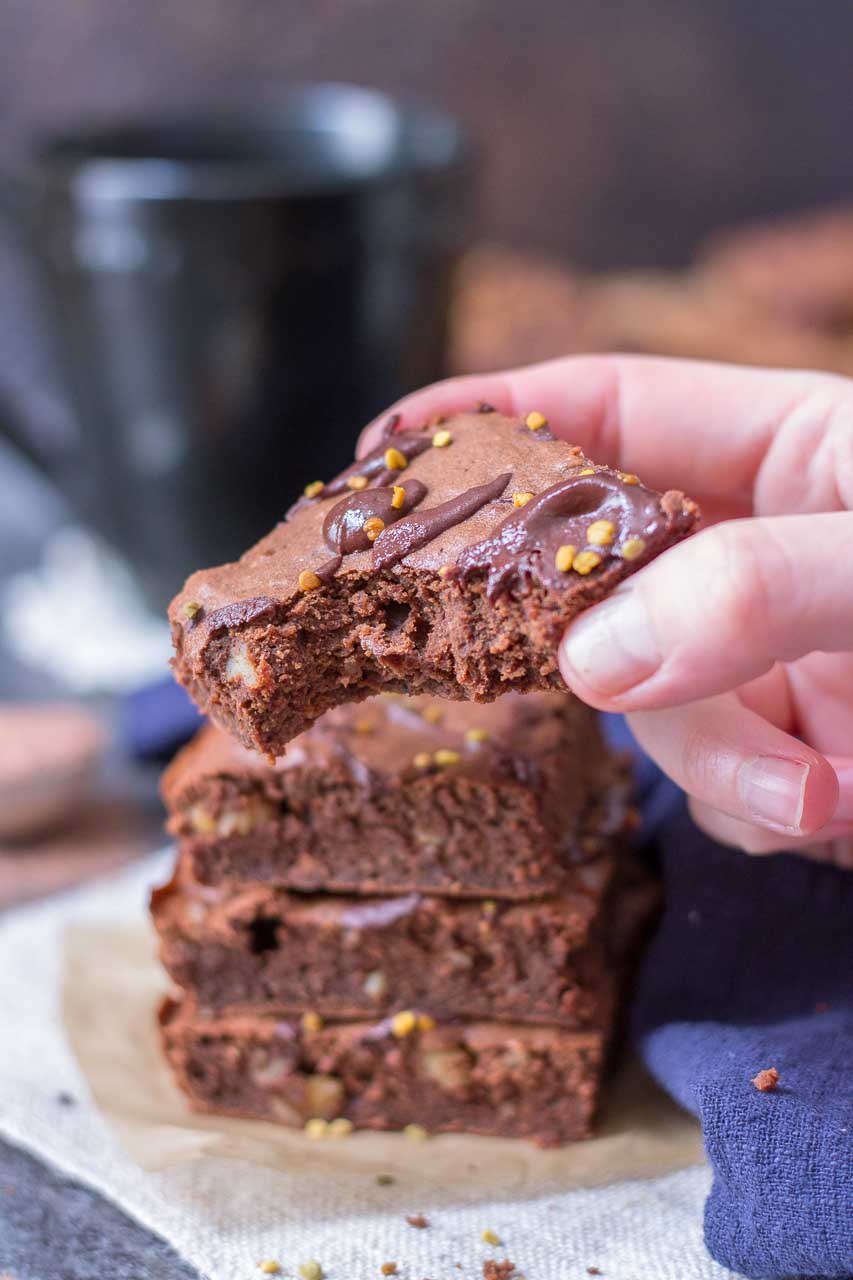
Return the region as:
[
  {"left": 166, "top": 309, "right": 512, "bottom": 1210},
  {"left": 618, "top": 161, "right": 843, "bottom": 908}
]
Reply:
[
  {"left": 159, "top": 996, "right": 605, "bottom": 1146},
  {"left": 163, "top": 693, "right": 631, "bottom": 898},
  {"left": 170, "top": 408, "right": 698, "bottom": 757},
  {"left": 151, "top": 852, "right": 653, "bottom": 1027}
]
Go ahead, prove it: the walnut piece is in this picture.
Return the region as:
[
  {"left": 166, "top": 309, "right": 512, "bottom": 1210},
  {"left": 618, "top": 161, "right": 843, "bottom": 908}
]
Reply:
[{"left": 303, "top": 1074, "right": 344, "bottom": 1119}]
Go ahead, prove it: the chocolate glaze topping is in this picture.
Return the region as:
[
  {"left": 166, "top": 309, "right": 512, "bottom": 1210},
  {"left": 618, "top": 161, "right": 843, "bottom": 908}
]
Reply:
[
  {"left": 372, "top": 472, "right": 512, "bottom": 571},
  {"left": 323, "top": 480, "right": 428, "bottom": 556},
  {"left": 453, "top": 471, "right": 695, "bottom": 600},
  {"left": 320, "top": 431, "right": 432, "bottom": 498}
]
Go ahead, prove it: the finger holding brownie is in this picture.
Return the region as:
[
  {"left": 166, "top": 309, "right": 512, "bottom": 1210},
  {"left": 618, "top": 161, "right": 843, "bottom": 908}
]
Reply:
[{"left": 361, "top": 356, "right": 853, "bottom": 868}]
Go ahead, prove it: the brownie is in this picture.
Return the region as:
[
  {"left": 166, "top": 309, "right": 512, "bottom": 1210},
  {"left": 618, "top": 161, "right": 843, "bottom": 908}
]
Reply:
[
  {"left": 169, "top": 408, "right": 699, "bottom": 757},
  {"left": 159, "top": 995, "right": 605, "bottom": 1146},
  {"left": 151, "top": 849, "right": 659, "bottom": 1027},
  {"left": 162, "top": 693, "right": 632, "bottom": 898},
  {"left": 699, "top": 204, "right": 853, "bottom": 334},
  {"left": 450, "top": 245, "right": 589, "bottom": 373}
]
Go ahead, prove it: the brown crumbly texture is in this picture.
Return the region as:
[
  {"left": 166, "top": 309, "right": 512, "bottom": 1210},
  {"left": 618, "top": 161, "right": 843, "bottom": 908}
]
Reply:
[
  {"left": 151, "top": 848, "right": 657, "bottom": 1027},
  {"left": 162, "top": 692, "right": 632, "bottom": 899},
  {"left": 751, "top": 1067, "right": 780, "bottom": 1093},
  {"left": 483, "top": 1263, "right": 516, "bottom": 1280},
  {"left": 699, "top": 204, "right": 853, "bottom": 333},
  {"left": 450, "top": 245, "right": 588, "bottom": 373},
  {"left": 169, "top": 409, "right": 698, "bottom": 757},
  {"left": 159, "top": 996, "right": 606, "bottom": 1147}
]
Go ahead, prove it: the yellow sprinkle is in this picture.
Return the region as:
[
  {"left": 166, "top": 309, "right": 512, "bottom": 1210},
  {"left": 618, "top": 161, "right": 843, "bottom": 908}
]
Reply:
[
  {"left": 304, "top": 1117, "right": 328, "bottom": 1140},
  {"left": 437, "top": 564, "right": 452, "bottom": 579},
  {"left": 413, "top": 751, "right": 432, "bottom": 770},
  {"left": 391, "top": 485, "right": 406, "bottom": 510},
  {"left": 259, "top": 1263, "right": 281, "bottom": 1275},
  {"left": 303, "top": 480, "right": 324, "bottom": 499},
  {"left": 327, "top": 1117, "right": 354, "bottom": 1138},
  {"left": 347, "top": 474, "right": 369, "bottom": 490},
  {"left": 512, "top": 491, "right": 534, "bottom": 507},
  {"left": 391, "top": 1010, "right": 417, "bottom": 1037},
  {"left": 363, "top": 516, "right": 386, "bottom": 541},
  {"left": 465, "top": 727, "right": 489, "bottom": 744},
  {"left": 525, "top": 411, "right": 547, "bottom": 431},
  {"left": 403, "top": 1123, "right": 429, "bottom": 1142},
  {"left": 422, "top": 705, "right": 443, "bottom": 724},
  {"left": 432, "top": 429, "right": 453, "bottom": 448},
  {"left": 417, "top": 1013, "right": 436, "bottom": 1031},
  {"left": 182, "top": 601, "right": 201, "bottom": 619},
  {"left": 355, "top": 718, "right": 374, "bottom": 734},
  {"left": 620, "top": 536, "right": 647, "bottom": 561},
  {"left": 572, "top": 550, "right": 602, "bottom": 575},
  {"left": 482, "top": 900, "right": 497, "bottom": 917},
  {"left": 298, "top": 569, "right": 322, "bottom": 592},
  {"left": 586, "top": 519, "right": 616, "bottom": 547},
  {"left": 618, "top": 471, "right": 640, "bottom": 484},
  {"left": 301, "top": 1011, "right": 323, "bottom": 1032},
  {"left": 577, "top": 467, "right": 596, "bottom": 476},
  {"left": 384, "top": 447, "right": 408, "bottom": 471},
  {"left": 481, "top": 1229, "right": 502, "bottom": 1246},
  {"left": 434, "top": 748, "right": 461, "bottom": 767},
  {"left": 554, "top": 544, "right": 577, "bottom": 573},
  {"left": 298, "top": 1263, "right": 324, "bottom": 1280}
]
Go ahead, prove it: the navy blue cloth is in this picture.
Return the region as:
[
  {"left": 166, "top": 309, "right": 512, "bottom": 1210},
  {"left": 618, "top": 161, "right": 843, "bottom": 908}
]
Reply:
[
  {"left": 129, "top": 693, "right": 852, "bottom": 1278},
  {"left": 120, "top": 678, "right": 204, "bottom": 761},
  {"left": 604, "top": 715, "right": 853, "bottom": 1280}
]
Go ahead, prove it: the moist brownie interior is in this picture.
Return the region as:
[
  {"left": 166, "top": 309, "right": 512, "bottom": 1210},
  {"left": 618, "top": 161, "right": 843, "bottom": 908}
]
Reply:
[{"left": 170, "top": 407, "right": 698, "bottom": 757}]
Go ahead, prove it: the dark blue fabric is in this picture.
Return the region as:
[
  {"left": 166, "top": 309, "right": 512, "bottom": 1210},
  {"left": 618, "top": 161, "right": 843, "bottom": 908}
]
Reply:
[
  {"left": 127, "top": 692, "right": 852, "bottom": 1278},
  {"left": 604, "top": 715, "right": 853, "bottom": 1280},
  {"left": 120, "top": 678, "right": 204, "bottom": 761}
]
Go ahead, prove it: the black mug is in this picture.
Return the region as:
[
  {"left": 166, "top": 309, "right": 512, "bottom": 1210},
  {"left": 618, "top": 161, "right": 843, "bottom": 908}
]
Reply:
[{"left": 1, "top": 86, "right": 472, "bottom": 609}]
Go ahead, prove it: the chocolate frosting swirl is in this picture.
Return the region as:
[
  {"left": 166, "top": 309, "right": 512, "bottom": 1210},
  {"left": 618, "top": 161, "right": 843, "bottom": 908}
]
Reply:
[
  {"left": 320, "top": 431, "right": 433, "bottom": 497},
  {"left": 373, "top": 472, "right": 512, "bottom": 571},
  {"left": 323, "top": 480, "right": 428, "bottom": 555},
  {"left": 453, "top": 471, "right": 694, "bottom": 599}
]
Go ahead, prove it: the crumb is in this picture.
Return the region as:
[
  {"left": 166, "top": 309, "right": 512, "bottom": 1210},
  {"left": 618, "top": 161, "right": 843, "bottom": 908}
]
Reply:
[
  {"left": 587, "top": 1269, "right": 603, "bottom": 1276},
  {"left": 375, "top": 1173, "right": 395, "bottom": 1186},
  {"left": 406, "top": 1213, "right": 429, "bottom": 1228},
  {"left": 483, "top": 1262, "right": 516, "bottom": 1280},
  {"left": 56, "top": 1091, "right": 75, "bottom": 1106},
  {"left": 381, "top": 1266, "right": 398, "bottom": 1276},
  {"left": 751, "top": 1067, "right": 780, "bottom": 1092}
]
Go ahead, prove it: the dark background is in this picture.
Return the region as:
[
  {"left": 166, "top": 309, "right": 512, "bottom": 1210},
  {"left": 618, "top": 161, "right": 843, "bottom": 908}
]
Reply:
[{"left": 1, "top": 0, "right": 852, "bottom": 269}]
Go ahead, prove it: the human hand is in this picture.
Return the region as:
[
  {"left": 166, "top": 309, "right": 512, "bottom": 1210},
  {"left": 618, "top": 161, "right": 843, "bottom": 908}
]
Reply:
[{"left": 360, "top": 356, "right": 853, "bottom": 868}]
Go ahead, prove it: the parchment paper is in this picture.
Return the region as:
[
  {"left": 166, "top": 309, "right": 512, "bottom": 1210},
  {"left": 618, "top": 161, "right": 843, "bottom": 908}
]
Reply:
[{"left": 63, "top": 921, "right": 704, "bottom": 1192}]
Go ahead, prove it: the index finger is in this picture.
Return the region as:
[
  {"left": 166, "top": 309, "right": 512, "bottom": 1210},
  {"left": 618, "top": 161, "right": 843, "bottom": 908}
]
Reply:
[{"left": 358, "top": 354, "right": 846, "bottom": 507}]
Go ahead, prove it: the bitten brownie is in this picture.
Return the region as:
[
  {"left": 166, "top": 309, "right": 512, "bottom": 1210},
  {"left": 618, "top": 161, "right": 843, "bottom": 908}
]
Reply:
[
  {"left": 162, "top": 693, "right": 632, "bottom": 899},
  {"left": 169, "top": 407, "right": 698, "bottom": 757},
  {"left": 152, "top": 852, "right": 658, "bottom": 1027},
  {"left": 159, "top": 996, "right": 604, "bottom": 1146}
]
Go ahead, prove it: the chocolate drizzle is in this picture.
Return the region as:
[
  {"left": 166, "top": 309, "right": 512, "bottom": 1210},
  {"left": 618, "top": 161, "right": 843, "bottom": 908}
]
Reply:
[
  {"left": 453, "top": 471, "right": 696, "bottom": 600},
  {"left": 323, "top": 480, "right": 428, "bottom": 555},
  {"left": 320, "top": 431, "right": 433, "bottom": 498},
  {"left": 372, "top": 473, "right": 512, "bottom": 571}
]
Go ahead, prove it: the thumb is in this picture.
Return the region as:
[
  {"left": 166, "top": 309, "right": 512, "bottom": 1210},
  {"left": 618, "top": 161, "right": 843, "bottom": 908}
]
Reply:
[{"left": 559, "top": 512, "right": 853, "bottom": 711}]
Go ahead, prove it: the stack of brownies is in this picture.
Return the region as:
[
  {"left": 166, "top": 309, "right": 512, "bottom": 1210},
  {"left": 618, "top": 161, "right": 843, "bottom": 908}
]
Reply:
[
  {"left": 156, "top": 405, "right": 698, "bottom": 1145},
  {"left": 155, "top": 691, "right": 655, "bottom": 1147}
]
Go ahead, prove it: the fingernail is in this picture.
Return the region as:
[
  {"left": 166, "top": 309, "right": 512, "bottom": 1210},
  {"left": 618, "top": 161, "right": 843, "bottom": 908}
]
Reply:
[
  {"left": 560, "top": 587, "right": 661, "bottom": 697},
  {"left": 738, "top": 757, "right": 809, "bottom": 832},
  {"left": 829, "top": 763, "right": 853, "bottom": 822}
]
